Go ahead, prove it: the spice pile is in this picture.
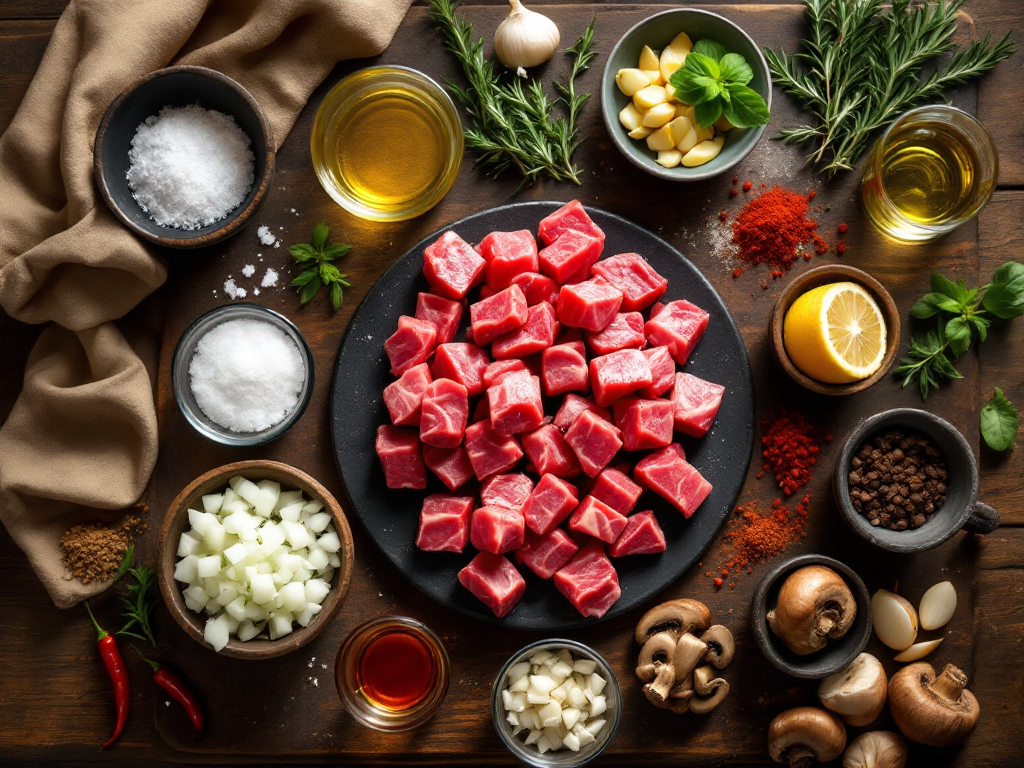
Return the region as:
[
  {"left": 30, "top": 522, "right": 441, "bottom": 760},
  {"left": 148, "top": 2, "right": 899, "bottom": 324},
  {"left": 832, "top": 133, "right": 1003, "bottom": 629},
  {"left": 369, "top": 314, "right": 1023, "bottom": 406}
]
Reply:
[
  {"left": 758, "top": 410, "right": 831, "bottom": 496},
  {"left": 709, "top": 496, "right": 810, "bottom": 587},
  {"left": 728, "top": 186, "right": 827, "bottom": 279},
  {"left": 60, "top": 512, "right": 145, "bottom": 584}
]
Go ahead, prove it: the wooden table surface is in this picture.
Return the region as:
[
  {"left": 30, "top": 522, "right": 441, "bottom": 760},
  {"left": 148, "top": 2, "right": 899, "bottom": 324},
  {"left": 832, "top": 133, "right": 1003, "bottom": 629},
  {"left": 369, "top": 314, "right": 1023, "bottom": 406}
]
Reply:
[{"left": 2, "top": 2, "right": 1023, "bottom": 766}]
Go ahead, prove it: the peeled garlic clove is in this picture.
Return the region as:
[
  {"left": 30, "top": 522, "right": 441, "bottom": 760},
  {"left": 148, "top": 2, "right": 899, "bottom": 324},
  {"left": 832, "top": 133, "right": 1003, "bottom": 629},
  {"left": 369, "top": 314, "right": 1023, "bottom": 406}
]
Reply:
[
  {"left": 627, "top": 127, "right": 652, "bottom": 140},
  {"left": 633, "top": 85, "right": 668, "bottom": 111},
  {"left": 675, "top": 127, "right": 698, "bottom": 154},
  {"left": 616, "top": 69, "right": 651, "bottom": 98},
  {"left": 494, "top": 0, "right": 560, "bottom": 69},
  {"left": 640, "top": 102, "right": 676, "bottom": 128},
  {"left": 681, "top": 136, "right": 725, "bottom": 167},
  {"left": 871, "top": 589, "right": 918, "bottom": 651},
  {"left": 893, "top": 638, "right": 943, "bottom": 662},
  {"left": 619, "top": 103, "right": 644, "bottom": 131},
  {"left": 638, "top": 45, "right": 660, "bottom": 72},
  {"left": 656, "top": 150, "right": 682, "bottom": 169},
  {"left": 646, "top": 123, "right": 676, "bottom": 152},
  {"left": 919, "top": 581, "right": 957, "bottom": 630}
]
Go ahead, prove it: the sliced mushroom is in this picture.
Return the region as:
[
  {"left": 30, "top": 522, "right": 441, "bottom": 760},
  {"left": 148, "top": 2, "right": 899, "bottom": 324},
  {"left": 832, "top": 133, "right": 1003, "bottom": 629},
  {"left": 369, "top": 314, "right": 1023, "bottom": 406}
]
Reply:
[
  {"left": 688, "top": 664, "right": 730, "bottom": 714},
  {"left": 672, "top": 631, "right": 709, "bottom": 680},
  {"left": 636, "top": 631, "right": 679, "bottom": 704},
  {"left": 700, "top": 624, "right": 735, "bottom": 669},
  {"left": 768, "top": 707, "right": 847, "bottom": 767},
  {"left": 634, "top": 598, "right": 711, "bottom": 644},
  {"left": 668, "top": 672, "right": 694, "bottom": 700}
]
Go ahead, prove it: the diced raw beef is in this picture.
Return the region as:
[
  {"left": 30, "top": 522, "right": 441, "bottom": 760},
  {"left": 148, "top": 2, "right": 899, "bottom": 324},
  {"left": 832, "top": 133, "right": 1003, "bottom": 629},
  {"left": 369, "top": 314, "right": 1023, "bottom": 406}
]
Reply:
[
  {"left": 384, "top": 316, "right": 437, "bottom": 377},
  {"left": 553, "top": 394, "right": 610, "bottom": 432},
  {"left": 464, "top": 420, "right": 524, "bottom": 480},
  {"left": 423, "top": 445, "right": 475, "bottom": 491},
  {"left": 589, "top": 468, "right": 642, "bottom": 516},
  {"left": 432, "top": 343, "right": 490, "bottom": 396},
  {"left": 521, "top": 424, "right": 582, "bottom": 478},
  {"left": 416, "top": 495, "right": 474, "bottom": 553},
  {"left": 458, "top": 552, "right": 526, "bottom": 618},
  {"left": 638, "top": 346, "right": 676, "bottom": 398},
  {"left": 609, "top": 510, "right": 666, "bottom": 557},
  {"left": 557, "top": 277, "right": 623, "bottom": 332},
  {"left": 375, "top": 425, "right": 426, "bottom": 489},
  {"left": 555, "top": 326, "right": 585, "bottom": 345},
  {"left": 470, "top": 285, "right": 529, "bottom": 345},
  {"left": 488, "top": 369, "right": 544, "bottom": 435},
  {"left": 585, "top": 311, "right": 645, "bottom": 355},
  {"left": 483, "top": 359, "right": 528, "bottom": 388},
  {"left": 382, "top": 362, "right": 432, "bottom": 426},
  {"left": 419, "top": 379, "right": 469, "bottom": 448},
  {"left": 470, "top": 505, "right": 526, "bottom": 554},
  {"left": 591, "top": 253, "right": 668, "bottom": 312},
  {"left": 516, "top": 528, "right": 579, "bottom": 579},
  {"left": 423, "top": 231, "right": 486, "bottom": 300},
  {"left": 510, "top": 272, "right": 560, "bottom": 306},
  {"left": 634, "top": 445, "right": 713, "bottom": 517},
  {"left": 564, "top": 408, "right": 623, "bottom": 477},
  {"left": 538, "top": 200, "right": 606, "bottom": 247},
  {"left": 415, "top": 292, "right": 462, "bottom": 345},
  {"left": 671, "top": 372, "right": 725, "bottom": 438},
  {"left": 541, "top": 343, "right": 589, "bottom": 396},
  {"left": 481, "top": 473, "right": 534, "bottom": 511},
  {"left": 479, "top": 230, "right": 540, "bottom": 290},
  {"left": 569, "top": 496, "right": 629, "bottom": 543},
  {"left": 589, "top": 349, "right": 653, "bottom": 407},
  {"left": 649, "top": 301, "right": 665, "bottom": 319},
  {"left": 612, "top": 397, "right": 674, "bottom": 451},
  {"left": 553, "top": 542, "right": 621, "bottom": 618},
  {"left": 644, "top": 300, "right": 710, "bottom": 365},
  {"left": 472, "top": 396, "right": 490, "bottom": 424},
  {"left": 492, "top": 302, "right": 559, "bottom": 359},
  {"left": 538, "top": 230, "right": 604, "bottom": 285},
  {"left": 522, "top": 474, "right": 579, "bottom": 535}
]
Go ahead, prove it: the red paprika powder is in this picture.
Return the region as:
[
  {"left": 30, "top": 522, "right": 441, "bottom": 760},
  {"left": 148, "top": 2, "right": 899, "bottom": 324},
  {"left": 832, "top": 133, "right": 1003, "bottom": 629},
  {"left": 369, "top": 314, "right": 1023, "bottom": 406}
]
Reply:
[
  {"left": 758, "top": 410, "right": 831, "bottom": 496},
  {"left": 708, "top": 495, "right": 811, "bottom": 588},
  {"left": 730, "top": 186, "right": 829, "bottom": 276}
]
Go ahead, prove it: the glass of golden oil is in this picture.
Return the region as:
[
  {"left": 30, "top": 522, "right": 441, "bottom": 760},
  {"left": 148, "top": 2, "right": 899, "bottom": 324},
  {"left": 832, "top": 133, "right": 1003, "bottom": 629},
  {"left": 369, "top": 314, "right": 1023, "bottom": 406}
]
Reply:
[
  {"left": 861, "top": 105, "right": 997, "bottom": 242},
  {"left": 311, "top": 66, "right": 463, "bottom": 222}
]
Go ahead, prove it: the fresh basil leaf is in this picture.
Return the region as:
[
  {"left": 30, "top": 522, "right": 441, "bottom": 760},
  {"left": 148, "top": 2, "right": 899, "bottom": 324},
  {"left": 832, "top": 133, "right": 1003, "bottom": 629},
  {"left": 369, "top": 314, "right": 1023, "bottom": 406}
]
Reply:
[
  {"left": 288, "top": 243, "right": 319, "bottom": 263},
  {"left": 945, "top": 316, "right": 971, "bottom": 357},
  {"left": 322, "top": 243, "right": 352, "bottom": 261},
  {"left": 298, "top": 275, "right": 323, "bottom": 306},
  {"left": 685, "top": 52, "right": 721, "bottom": 81},
  {"left": 936, "top": 298, "right": 966, "bottom": 314},
  {"left": 670, "top": 67, "right": 716, "bottom": 106},
  {"left": 290, "top": 269, "right": 319, "bottom": 287},
  {"left": 694, "top": 98, "right": 723, "bottom": 128},
  {"left": 692, "top": 38, "right": 727, "bottom": 62},
  {"left": 329, "top": 281, "right": 343, "bottom": 312},
  {"left": 992, "top": 260, "right": 1024, "bottom": 286},
  {"left": 930, "top": 271, "right": 961, "bottom": 300},
  {"left": 311, "top": 221, "right": 330, "bottom": 251},
  {"left": 983, "top": 260, "right": 1024, "bottom": 319},
  {"left": 910, "top": 293, "right": 946, "bottom": 318},
  {"left": 718, "top": 53, "right": 753, "bottom": 85},
  {"left": 981, "top": 387, "right": 1019, "bottom": 451},
  {"left": 969, "top": 313, "right": 990, "bottom": 342},
  {"left": 721, "top": 83, "right": 770, "bottom": 128}
]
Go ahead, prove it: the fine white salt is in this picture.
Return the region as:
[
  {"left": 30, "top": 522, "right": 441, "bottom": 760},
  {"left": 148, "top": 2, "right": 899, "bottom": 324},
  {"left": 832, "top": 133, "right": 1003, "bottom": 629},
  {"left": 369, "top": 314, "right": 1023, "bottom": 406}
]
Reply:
[
  {"left": 126, "top": 105, "right": 254, "bottom": 230},
  {"left": 241, "top": 264, "right": 256, "bottom": 278},
  {"left": 189, "top": 319, "right": 304, "bottom": 433},
  {"left": 257, "top": 226, "right": 277, "bottom": 246},
  {"left": 261, "top": 268, "right": 279, "bottom": 288}
]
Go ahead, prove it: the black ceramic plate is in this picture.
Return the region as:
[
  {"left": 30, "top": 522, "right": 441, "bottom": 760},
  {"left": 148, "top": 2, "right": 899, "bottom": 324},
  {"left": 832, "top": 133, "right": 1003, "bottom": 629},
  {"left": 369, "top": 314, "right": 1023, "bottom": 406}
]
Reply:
[{"left": 330, "top": 202, "right": 754, "bottom": 630}]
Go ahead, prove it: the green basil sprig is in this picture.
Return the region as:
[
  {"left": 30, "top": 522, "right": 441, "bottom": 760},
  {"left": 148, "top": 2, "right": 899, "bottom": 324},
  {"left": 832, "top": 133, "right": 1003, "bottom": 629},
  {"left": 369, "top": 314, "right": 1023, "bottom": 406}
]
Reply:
[
  {"left": 981, "top": 388, "right": 1019, "bottom": 452},
  {"left": 669, "top": 40, "right": 770, "bottom": 129}
]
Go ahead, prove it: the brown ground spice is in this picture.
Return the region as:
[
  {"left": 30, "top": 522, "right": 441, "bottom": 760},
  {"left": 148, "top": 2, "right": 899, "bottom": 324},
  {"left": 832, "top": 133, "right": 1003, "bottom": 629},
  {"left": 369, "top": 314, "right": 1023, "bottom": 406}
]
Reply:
[
  {"left": 707, "top": 496, "right": 810, "bottom": 589},
  {"left": 60, "top": 507, "right": 147, "bottom": 583}
]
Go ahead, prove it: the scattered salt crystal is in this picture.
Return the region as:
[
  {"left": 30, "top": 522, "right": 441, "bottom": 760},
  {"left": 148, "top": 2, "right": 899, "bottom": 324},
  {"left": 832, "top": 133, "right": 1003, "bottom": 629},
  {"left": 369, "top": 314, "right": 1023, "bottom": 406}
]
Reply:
[
  {"left": 223, "top": 278, "right": 246, "bottom": 300},
  {"left": 241, "top": 264, "right": 255, "bottom": 278},
  {"left": 261, "top": 269, "right": 279, "bottom": 288},
  {"left": 257, "top": 226, "right": 277, "bottom": 246},
  {"left": 274, "top": 242, "right": 280, "bottom": 249},
  {"left": 253, "top": 288, "right": 260, "bottom": 296}
]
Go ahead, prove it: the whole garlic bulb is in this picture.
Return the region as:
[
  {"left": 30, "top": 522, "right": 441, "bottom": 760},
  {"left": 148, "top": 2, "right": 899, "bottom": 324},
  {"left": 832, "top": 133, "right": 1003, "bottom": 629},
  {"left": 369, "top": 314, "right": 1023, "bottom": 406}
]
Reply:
[{"left": 494, "top": 0, "right": 560, "bottom": 69}]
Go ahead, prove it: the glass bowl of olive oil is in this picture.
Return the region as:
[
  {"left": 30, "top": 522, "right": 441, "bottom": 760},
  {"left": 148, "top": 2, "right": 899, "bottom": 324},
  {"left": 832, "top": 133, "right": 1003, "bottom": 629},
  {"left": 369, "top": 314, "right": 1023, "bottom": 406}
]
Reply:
[{"left": 311, "top": 66, "right": 463, "bottom": 222}]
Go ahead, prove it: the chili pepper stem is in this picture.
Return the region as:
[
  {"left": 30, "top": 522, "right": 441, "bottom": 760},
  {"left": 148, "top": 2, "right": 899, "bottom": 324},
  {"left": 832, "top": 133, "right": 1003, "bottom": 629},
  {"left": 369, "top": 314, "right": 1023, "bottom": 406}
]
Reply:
[
  {"left": 133, "top": 646, "right": 161, "bottom": 674},
  {"left": 84, "top": 602, "right": 110, "bottom": 641}
]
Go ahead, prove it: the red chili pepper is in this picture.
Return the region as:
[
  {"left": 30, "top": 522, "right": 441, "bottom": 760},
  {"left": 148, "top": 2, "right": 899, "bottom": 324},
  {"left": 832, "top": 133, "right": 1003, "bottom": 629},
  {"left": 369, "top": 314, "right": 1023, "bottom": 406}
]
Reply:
[
  {"left": 84, "top": 603, "right": 130, "bottom": 749},
  {"left": 134, "top": 649, "right": 204, "bottom": 734}
]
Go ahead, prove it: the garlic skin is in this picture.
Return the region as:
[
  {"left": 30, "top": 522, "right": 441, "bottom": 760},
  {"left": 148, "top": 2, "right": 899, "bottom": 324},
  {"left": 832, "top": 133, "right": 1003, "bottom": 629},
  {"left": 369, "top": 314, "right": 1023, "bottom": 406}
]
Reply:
[
  {"left": 842, "top": 731, "right": 907, "bottom": 768},
  {"left": 818, "top": 653, "right": 887, "bottom": 727},
  {"left": 919, "top": 581, "right": 957, "bottom": 630},
  {"left": 494, "top": 0, "right": 560, "bottom": 69},
  {"left": 767, "top": 566, "right": 857, "bottom": 655}
]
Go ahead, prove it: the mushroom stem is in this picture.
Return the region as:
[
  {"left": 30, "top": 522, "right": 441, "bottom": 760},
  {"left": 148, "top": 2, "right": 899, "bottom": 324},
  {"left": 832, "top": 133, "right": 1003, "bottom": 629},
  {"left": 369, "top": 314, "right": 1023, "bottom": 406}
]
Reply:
[
  {"left": 928, "top": 664, "right": 968, "bottom": 704},
  {"left": 645, "top": 663, "right": 676, "bottom": 703},
  {"left": 786, "top": 746, "right": 817, "bottom": 768}
]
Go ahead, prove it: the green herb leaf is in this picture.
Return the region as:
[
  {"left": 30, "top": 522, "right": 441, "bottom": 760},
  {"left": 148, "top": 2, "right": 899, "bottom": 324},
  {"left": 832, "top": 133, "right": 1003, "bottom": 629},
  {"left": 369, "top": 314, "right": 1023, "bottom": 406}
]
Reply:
[
  {"left": 969, "top": 313, "right": 990, "bottom": 342},
  {"left": 983, "top": 260, "right": 1024, "bottom": 319},
  {"left": 311, "top": 222, "right": 330, "bottom": 251},
  {"left": 686, "top": 52, "right": 720, "bottom": 81},
  {"left": 288, "top": 243, "right": 319, "bottom": 263},
  {"left": 288, "top": 223, "right": 353, "bottom": 310},
  {"left": 931, "top": 272, "right": 963, "bottom": 301},
  {"left": 322, "top": 243, "right": 353, "bottom": 262},
  {"left": 329, "top": 281, "right": 343, "bottom": 312},
  {"left": 692, "top": 38, "right": 727, "bottom": 61},
  {"left": 936, "top": 298, "right": 967, "bottom": 314},
  {"left": 945, "top": 316, "right": 972, "bottom": 357},
  {"left": 695, "top": 99, "right": 723, "bottom": 129},
  {"left": 910, "top": 293, "right": 947, "bottom": 319},
  {"left": 722, "top": 83, "right": 771, "bottom": 128},
  {"left": 719, "top": 53, "right": 753, "bottom": 84},
  {"left": 981, "top": 387, "right": 1019, "bottom": 451},
  {"left": 117, "top": 563, "right": 159, "bottom": 649},
  {"left": 298, "top": 275, "right": 322, "bottom": 306}
]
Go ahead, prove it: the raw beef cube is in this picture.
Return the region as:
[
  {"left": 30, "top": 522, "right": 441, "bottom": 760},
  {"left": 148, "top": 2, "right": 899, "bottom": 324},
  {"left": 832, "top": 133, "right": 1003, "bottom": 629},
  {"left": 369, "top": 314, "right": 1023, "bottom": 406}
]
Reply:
[
  {"left": 564, "top": 409, "right": 623, "bottom": 477},
  {"left": 538, "top": 230, "right": 604, "bottom": 285},
  {"left": 423, "top": 231, "right": 486, "bottom": 300},
  {"left": 568, "top": 496, "right": 629, "bottom": 543},
  {"left": 541, "top": 342, "right": 589, "bottom": 396},
  {"left": 491, "top": 302, "right": 559, "bottom": 359},
  {"left": 609, "top": 510, "right": 666, "bottom": 557},
  {"left": 589, "top": 349, "right": 654, "bottom": 407},
  {"left": 638, "top": 346, "right": 676, "bottom": 398},
  {"left": 479, "top": 230, "right": 539, "bottom": 290},
  {"left": 423, "top": 445, "right": 475, "bottom": 491},
  {"left": 416, "top": 495, "right": 474, "bottom": 553},
  {"left": 553, "top": 394, "right": 611, "bottom": 432},
  {"left": 481, "top": 473, "right": 534, "bottom": 512},
  {"left": 470, "top": 505, "right": 526, "bottom": 554},
  {"left": 586, "top": 311, "right": 645, "bottom": 355},
  {"left": 522, "top": 474, "right": 579, "bottom": 535},
  {"left": 649, "top": 301, "right": 665, "bottom": 319},
  {"left": 511, "top": 272, "right": 560, "bottom": 306},
  {"left": 557, "top": 277, "right": 623, "bottom": 332},
  {"left": 589, "top": 468, "right": 642, "bottom": 516},
  {"left": 458, "top": 552, "right": 526, "bottom": 618},
  {"left": 644, "top": 300, "right": 710, "bottom": 365},
  {"left": 382, "top": 362, "right": 432, "bottom": 426},
  {"left": 634, "top": 445, "right": 712, "bottom": 518},
  {"left": 375, "top": 425, "right": 426, "bottom": 489},
  {"left": 419, "top": 379, "right": 469, "bottom": 448},
  {"left": 470, "top": 285, "right": 529, "bottom": 345},
  {"left": 591, "top": 253, "right": 668, "bottom": 312},
  {"left": 472, "top": 396, "right": 490, "bottom": 424},
  {"left": 464, "top": 420, "right": 524, "bottom": 480},
  {"left": 553, "top": 542, "right": 621, "bottom": 618},
  {"left": 538, "top": 200, "right": 606, "bottom": 247},
  {"left": 521, "top": 424, "right": 582, "bottom": 478},
  {"left": 488, "top": 369, "right": 544, "bottom": 435},
  {"left": 516, "top": 528, "right": 579, "bottom": 579},
  {"left": 483, "top": 359, "right": 527, "bottom": 388},
  {"left": 415, "top": 292, "right": 462, "bottom": 345},
  {"left": 384, "top": 316, "right": 437, "bottom": 377},
  {"left": 671, "top": 372, "right": 725, "bottom": 438},
  {"left": 612, "top": 397, "right": 674, "bottom": 452},
  {"left": 432, "top": 343, "right": 490, "bottom": 396}
]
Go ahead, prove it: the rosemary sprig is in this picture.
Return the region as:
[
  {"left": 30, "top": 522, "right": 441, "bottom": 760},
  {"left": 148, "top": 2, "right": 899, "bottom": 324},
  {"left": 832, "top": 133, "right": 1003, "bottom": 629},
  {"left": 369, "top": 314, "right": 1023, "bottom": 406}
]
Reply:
[
  {"left": 289, "top": 222, "right": 352, "bottom": 310},
  {"left": 766, "top": 0, "right": 1016, "bottom": 176},
  {"left": 427, "top": 0, "right": 596, "bottom": 186},
  {"left": 117, "top": 562, "right": 159, "bottom": 648}
]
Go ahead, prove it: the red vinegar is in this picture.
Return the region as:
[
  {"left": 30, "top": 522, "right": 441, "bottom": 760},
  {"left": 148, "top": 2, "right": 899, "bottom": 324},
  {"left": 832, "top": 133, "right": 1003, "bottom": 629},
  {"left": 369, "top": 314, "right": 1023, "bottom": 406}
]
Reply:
[{"left": 357, "top": 630, "right": 434, "bottom": 710}]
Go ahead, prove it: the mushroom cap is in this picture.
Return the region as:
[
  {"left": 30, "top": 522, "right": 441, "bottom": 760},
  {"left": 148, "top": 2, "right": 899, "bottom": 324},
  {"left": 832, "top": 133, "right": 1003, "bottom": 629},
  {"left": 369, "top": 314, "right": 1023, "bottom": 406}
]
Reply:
[
  {"left": 888, "top": 662, "right": 980, "bottom": 746},
  {"left": 768, "top": 566, "right": 857, "bottom": 656},
  {"left": 635, "top": 599, "right": 711, "bottom": 644},
  {"left": 700, "top": 624, "right": 735, "bottom": 669},
  {"left": 688, "top": 676, "right": 730, "bottom": 714},
  {"left": 636, "top": 630, "right": 678, "bottom": 675},
  {"left": 842, "top": 731, "right": 907, "bottom": 768},
  {"left": 768, "top": 707, "right": 847, "bottom": 767}
]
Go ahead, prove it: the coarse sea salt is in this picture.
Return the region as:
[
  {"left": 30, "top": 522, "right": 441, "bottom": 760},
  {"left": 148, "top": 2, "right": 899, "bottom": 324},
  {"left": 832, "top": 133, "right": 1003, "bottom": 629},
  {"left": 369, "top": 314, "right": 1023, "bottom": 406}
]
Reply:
[
  {"left": 223, "top": 278, "right": 246, "bottom": 300},
  {"left": 189, "top": 319, "right": 305, "bottom": 433},
  {"left": 241, "top": 264, "right": 256, "bottom": 278},
  {"left": 261, "top": 268, "right": 279, "bottom": 288},
  {"left": 257, "top": 225, "right": 277, "bottom": 246},
  {"left": 126, "top": 105, "right": 254, "bottom": 230}
]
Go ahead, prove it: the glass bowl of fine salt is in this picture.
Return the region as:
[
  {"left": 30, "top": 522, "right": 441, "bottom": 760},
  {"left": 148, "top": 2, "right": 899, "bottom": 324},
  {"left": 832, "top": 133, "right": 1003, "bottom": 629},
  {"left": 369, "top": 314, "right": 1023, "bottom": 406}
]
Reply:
[{"left": 172, "top": 304, "right": 314, "bottom": 446}]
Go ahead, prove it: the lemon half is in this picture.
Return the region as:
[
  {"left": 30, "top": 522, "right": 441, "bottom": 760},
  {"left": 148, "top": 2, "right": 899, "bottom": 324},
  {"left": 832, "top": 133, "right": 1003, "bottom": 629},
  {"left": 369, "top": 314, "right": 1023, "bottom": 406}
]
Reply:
[{"left": 783, "top": 282, "right": 887, "bottom": 384}]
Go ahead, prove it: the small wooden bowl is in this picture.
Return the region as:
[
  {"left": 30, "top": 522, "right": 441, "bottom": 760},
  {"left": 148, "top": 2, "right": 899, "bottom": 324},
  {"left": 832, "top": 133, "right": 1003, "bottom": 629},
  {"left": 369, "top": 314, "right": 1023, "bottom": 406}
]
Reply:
[
  {"left": 157, "top": 460, "right": 354, "bottom": 659},
  {"left": 769, "top": 264, "right": 901, "bottom": 396}
]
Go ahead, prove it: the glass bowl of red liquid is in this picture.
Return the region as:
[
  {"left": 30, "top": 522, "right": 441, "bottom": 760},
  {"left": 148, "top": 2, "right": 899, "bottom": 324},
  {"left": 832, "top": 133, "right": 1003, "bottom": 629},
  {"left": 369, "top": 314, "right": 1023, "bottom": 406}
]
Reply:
[{"left": 335, "top": 615, "right": 450, "bottom": 731}]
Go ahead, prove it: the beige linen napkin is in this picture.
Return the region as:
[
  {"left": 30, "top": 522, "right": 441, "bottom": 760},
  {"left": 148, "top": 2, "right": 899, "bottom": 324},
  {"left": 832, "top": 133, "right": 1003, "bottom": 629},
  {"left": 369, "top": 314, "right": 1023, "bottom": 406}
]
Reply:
[{"left": 0, "top": 0, "right": 413, "bottom": 607}]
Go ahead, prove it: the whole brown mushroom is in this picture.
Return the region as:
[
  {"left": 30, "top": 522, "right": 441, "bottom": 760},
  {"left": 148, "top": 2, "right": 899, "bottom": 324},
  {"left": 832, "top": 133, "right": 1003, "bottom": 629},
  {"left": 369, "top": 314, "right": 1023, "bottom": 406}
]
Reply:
[
  {"left": 768, "top": 707, "right": 847, "bottom": 767},
  {"left": 767, "top": 566, "right": 857, "bottom": 655},
  {"left": 842, "top": 731, "right": 907, "bottom": 768},
  {"left": 888, "top": 662, "right": 980, "bottom": 746}
]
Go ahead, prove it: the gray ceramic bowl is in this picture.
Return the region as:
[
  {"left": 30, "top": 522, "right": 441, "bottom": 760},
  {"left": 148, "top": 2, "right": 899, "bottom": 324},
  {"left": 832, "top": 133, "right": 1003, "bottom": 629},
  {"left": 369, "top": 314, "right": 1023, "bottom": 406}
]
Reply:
[
  {"left": 95, "top": 65, "right": 275, "bottom": 248},
  {"left": 832, "top": 408, "right": 1000, "bottom": 553},
  {"left": 751, "top": 554, "right": 872, "bottom": 679},
  {"left": 601, "top": 8, "right": 772, "bottom": 181}
]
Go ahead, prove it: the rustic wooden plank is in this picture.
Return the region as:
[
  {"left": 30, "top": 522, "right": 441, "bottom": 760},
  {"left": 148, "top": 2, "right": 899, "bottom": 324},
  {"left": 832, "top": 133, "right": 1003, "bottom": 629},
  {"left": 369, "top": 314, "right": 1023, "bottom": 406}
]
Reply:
[
  {"left": 0, "top": 20, "right": 55, "bottom": 134},
  {"left": 974, "top": 0, "right": 1024, "bottom": 187}
]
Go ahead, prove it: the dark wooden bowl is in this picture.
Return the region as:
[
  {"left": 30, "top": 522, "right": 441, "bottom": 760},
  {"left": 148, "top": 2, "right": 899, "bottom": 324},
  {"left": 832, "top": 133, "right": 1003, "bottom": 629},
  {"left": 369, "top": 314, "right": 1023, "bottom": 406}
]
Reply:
[
  {"left": 769, "top": 264, "right": 901, "bottom": 396},
  {"left": 94, "top": 65, "right": 275, "bottom": 249},
  {"left": 157, "top": 460, "right": 354, "bottom": 659}
]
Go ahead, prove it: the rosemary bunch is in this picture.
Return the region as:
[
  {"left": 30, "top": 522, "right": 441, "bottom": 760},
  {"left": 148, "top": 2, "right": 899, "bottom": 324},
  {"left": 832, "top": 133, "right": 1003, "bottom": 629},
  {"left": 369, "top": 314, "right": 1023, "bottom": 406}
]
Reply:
[
  {"left": 766, "top": 0, "right": 1016, "bottom": 176},
  {"left": 427, "top": 0, "right": 597, "bottom": 186}
]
